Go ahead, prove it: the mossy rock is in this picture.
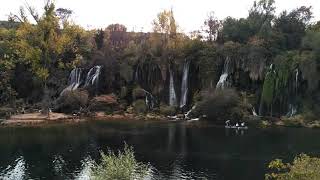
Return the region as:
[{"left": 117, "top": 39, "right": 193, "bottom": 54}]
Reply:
[
  {"left": 132, "top": 100, "right": 147, "bottom": 114},
  {"left": 160, "top": 105, "right": 176, "bottom": 116},
  {"left": 132, "top": 87, "right": 146, "bottom": 100}
]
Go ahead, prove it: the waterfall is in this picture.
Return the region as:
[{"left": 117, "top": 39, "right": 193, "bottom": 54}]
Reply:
[
  {"left": 60, "top": 68, "right": 83, "bottom": 95},
  {"left": 287, "top": 104, "right": 297, "bottom": 117},
  {"left": 252, "top": 107, "right": 258, "bottom": 116},
  {"left": 169, "top": 70, "right": 177, "bottom": 106},
  {"left": 69, "top": 68, "right": 83, "bottom": 90},
  {"left": 295, "top": 68, "right": 299, "bottom": 93},
  {"left": 84, "top": 66, "right": 102, "bottom": 88},
  {"left": 180, "top": 60, "right": 190, "bottom": 108},
  {"left": 286, "top": 68, "right": 300, "bottom": 117},
  {"left": 216, "top": 57, "right": 231, "bottom": 90},
  {"left": 143, "top": 89, "right": 156, "bottom": 109}
]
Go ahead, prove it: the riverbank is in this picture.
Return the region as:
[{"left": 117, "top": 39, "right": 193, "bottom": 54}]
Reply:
[
  {"left": 0, "top": 112, "right": 85, "bottom": 126},
  {"left": 244, "top": 115, "right": 320, "bottom": 129},
  {"left": 0, "top": 111, "right": 169, "bottom": 127},
  {"left": 1, "top": 110, "right": 319, "bottom": 129}
]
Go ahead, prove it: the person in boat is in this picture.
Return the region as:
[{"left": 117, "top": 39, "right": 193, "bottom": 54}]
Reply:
[
  {"left": 236, "top": 123, "right": 239, "bottom": 127},
  {"left": 241, "top": 122, "right": 245, "bottom": 127}
]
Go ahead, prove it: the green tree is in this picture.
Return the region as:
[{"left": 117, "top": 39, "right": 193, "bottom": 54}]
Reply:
[
  {"left": 14, "top": 0, "right": 90, "bottom": 112},
  {"left": 274, "top": 6, "right": 312, "bottom": 50}
]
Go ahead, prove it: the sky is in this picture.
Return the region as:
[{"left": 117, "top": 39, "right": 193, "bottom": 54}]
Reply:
[{"left": 1, "top": 0, "right": 319, "bottom": 33}]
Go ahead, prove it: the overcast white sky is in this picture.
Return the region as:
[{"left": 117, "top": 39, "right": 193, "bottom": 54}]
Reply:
[{"left": 1, "top": 0, "right": 319, "bottom": 32}]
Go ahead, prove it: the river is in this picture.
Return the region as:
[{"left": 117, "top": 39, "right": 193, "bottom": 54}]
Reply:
[{"left": 0, "top": 120, "right": 320, "bottom": 180}]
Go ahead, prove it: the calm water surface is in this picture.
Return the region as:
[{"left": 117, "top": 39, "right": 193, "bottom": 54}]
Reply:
[{"left": 0, "top": 120, "right": 320, "bottom": 180}]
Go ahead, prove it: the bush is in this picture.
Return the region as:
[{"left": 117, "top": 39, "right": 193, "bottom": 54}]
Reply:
[
  {"left": 159, "top": 105, "right": 176, "bottom": 116},
  {"left": 132, "top": 87, "right": 146, "bottom": 100},
  {"left": 54, "top": 90, "right": 88, "bottom": 113},
  {"left": 132, "top": 100, "right": 147, "bottom": 114},
  {"left": 90, "top": 144, "right": 148, "bottom": 180},
  {"left": 0, "top": 107, "right": 15, "bottom": 119},
  {"left": 194, "top": 89, "right": 242, "bottom": 123},
  {"left": 265, "top": 154, "right": 320, "bottom": 180}
]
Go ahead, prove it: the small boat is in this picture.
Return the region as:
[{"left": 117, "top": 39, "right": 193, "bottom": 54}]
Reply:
[
  {"left": 225, "top": 125, "right": 248, "bottom": 130},
  {"left": 225, "top": 121, "right": 248, "bottom": 129}
]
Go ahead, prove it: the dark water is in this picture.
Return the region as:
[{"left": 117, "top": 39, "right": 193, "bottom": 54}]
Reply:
[{"left": 0, "top": 120, "right": 320, "bottom": 180}]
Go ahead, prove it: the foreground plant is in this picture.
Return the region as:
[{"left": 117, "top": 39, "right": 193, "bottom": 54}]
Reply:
[
  {"left": 265, "top": 153, "right": 320, "bottom": 180},
  {"left": 90, "top": 144, "right": 149, "bottom": 180}
]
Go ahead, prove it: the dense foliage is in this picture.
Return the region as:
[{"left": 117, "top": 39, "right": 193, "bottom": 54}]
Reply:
[
  {"left": 90, "top": 145, "right": 148, "bottom": 180},
  {"left": 266, "top": 154, "right": 320, "bottom": 180},
  {"left": 0, "top": 0, "right": 319, "bottom": 119}
]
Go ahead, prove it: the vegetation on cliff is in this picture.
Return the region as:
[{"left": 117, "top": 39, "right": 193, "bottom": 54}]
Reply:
[{"left": 0, "top": 0, "right": 319, "bottom": 121}]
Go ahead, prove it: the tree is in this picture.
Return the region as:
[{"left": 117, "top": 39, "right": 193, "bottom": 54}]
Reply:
[
  {"left": 56, "top": 8, "right": 72, "bottom": 23},
  {"left": 274, "top": 6, "right": 312, "bottom": 50},
  {"left": 14, "top": 0, "right": 89, "bottom": 113},
  {"left": 94, "top": 29, "right": 104, "bottom": 50},
  {"left": 151, "top": 9, "right": 179, "bottom": 51},
  {"left": 0, "top": 28, "right": 17, "bottom": 104},
  {"left": 202, "top": 11, "right": 220, "bottom": 42}
]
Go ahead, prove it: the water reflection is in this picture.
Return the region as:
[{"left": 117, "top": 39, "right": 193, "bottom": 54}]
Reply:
[
  {"left": 53, "top": 155, "right": 65, "bottom": 176},
  {"left": 1, "top": 156, "right": 26, "bottom": 180},
  {"left": 75, "top": 156, "right": 94, "bottom": 180},
  {"left": 0, "top": 121, "right": 320, "bottom": 180}
]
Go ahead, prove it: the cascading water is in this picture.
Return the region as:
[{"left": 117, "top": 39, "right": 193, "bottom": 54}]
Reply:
[
  {"left": 216, "top": 57, "right": 231, "bottom": 90},
  {"left": 287, "top": 68, "right": 300, "bottom": 117},
  {"left": 295, "top": 68, "right": 299, "bottom": 93},
  {"left": 84, "top": 66, "right": 102, "bottom": 88},
  {"left": 180, "top": 60, "right": 190, "bottom": 108},
  {"left": 143, "top": 90, "right": 156, "bottom": 109},
  {"left": 169, "top": 70, "right": 177, "bottom": 106},
  {"left": 60, "top": 68, "right": 83, "bottom": 95},
  {"left": 252, "top": 107, "right": 258, "bottom": 116}
]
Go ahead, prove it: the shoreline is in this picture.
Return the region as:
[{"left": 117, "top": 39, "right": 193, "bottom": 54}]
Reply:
[
  {"left": 0, "top": 112, "right": 168, "bottom": 127},
  {"left": 2, "top": 112, "right": 320, "bottom": 129}
]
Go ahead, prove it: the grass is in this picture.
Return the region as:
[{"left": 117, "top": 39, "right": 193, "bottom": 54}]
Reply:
[{"left": 90, "top": 144, "right": 149, "bottom": 180}]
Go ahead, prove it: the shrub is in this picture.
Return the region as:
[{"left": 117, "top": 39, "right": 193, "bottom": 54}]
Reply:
[
  {"left": 159, "top": 105, "right": 176, "bottom": 116},
  {"left": 132, "top": 100, "right": 147, "bottom": 114},
  {"left": 90, "top": 145, "right": 148, "bottom": 180},
  {"left": 54, "top": 90, "right": 88, "bottom": 113},
  {"left": 194, "top": 89, "right": 242, "bottom": 123},
  {"left": 265, "top": 154, "right": 320, "bottom": 180}
]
